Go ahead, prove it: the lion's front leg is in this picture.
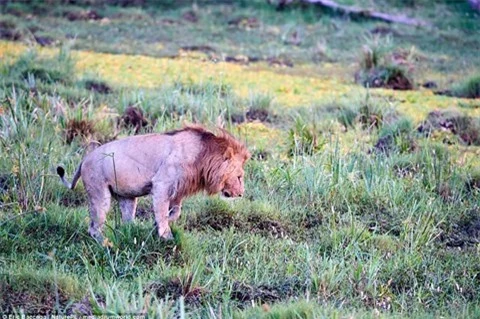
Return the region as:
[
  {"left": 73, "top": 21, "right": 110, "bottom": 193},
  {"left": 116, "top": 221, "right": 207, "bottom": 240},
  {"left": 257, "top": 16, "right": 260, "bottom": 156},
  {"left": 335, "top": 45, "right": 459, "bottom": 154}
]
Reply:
[
  {"left": 151, "top": 167, "right": 181, "bottom": 240},
  {"left": 153, "top": 199, "right": 173, "bottom": 240},
  {"left": 168, "top": 198, "right": 183, "bottom": 222},
  {"left": 152, "top": 189, "right": 174, "bottom": 240}
]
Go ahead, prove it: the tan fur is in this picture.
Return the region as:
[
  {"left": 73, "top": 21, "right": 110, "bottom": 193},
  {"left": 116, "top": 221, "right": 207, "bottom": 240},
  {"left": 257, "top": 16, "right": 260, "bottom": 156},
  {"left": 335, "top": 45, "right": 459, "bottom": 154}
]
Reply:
[{"left": 57, "top": 125, "right": 250, "bottom": 241}]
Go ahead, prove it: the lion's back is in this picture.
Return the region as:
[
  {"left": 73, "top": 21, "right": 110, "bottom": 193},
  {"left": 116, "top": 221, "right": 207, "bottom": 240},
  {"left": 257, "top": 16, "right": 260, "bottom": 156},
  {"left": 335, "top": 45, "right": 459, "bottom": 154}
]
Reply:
[{"left": 81, "top": 131, "right": 204, "bottom": 192}]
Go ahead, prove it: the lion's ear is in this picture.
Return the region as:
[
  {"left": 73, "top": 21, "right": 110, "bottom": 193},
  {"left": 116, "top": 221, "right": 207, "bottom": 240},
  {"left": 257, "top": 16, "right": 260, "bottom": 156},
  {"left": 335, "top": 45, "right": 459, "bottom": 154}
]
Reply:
[{"left": 223, "top": 147, "right": 234, "bottom": 160}]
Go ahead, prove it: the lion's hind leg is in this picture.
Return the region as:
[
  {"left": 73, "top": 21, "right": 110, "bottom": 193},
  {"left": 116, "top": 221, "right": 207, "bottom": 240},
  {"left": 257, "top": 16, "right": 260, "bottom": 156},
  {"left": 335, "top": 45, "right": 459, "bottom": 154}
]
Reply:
[
  {"left": 86, "top": 185, "right": 111, "bottom": 242},
  {"left": 119, "top": 197, "right": 138, "bottom": 222}
]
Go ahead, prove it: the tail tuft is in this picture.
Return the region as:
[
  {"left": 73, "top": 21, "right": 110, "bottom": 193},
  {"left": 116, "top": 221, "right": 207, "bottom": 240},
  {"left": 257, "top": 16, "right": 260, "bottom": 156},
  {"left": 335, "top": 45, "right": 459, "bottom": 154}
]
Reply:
[
  {"left": 57, "top": 163, "right": 82, "bottom": 190},
  {"left": 57, "top": 166, "right": 65, "bottom": 178}
]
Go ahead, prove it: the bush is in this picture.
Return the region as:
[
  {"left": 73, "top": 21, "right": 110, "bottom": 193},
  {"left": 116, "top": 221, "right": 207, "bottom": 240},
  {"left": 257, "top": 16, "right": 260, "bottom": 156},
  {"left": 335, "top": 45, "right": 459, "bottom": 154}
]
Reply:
[
  {"left": 355, "top": 35, "right": 415, "bottom": 90},
  {"left": 451, "top": 74, "right": 480, "bottom": 99},
  {"left": 2, "top": 47, "right": 75, "bottom": 88},
  {"left": 287, "top": 118, "right": 325, "bottom": 156}
]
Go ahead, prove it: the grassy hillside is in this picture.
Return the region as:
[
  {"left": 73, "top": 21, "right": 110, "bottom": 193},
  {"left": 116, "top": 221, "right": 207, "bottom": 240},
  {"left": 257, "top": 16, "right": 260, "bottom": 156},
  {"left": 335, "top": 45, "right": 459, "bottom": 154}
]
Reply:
[{"left": 1, "top": 1, "right": 479, "bottom": 317}]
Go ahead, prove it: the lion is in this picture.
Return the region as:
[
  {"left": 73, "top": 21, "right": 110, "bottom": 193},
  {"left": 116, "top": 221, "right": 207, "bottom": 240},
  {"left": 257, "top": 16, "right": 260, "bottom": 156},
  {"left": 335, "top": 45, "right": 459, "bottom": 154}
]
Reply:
[{"left": 57, "top": 125, "right": 250, "bottom": 241}]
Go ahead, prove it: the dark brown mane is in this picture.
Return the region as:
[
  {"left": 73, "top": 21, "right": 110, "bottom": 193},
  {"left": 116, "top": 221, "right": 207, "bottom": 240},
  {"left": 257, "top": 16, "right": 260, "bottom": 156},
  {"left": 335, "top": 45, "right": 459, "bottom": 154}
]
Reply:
[
  {"left": 166, "top": 125, "right": 249, "bottom": 158},
  {"left": 172, "top": 125, "right": 250, "bottom": 197}
]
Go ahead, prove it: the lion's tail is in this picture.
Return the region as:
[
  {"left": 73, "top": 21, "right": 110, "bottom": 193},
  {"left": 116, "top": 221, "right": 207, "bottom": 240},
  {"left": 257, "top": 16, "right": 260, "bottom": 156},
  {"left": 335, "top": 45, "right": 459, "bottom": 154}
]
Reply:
[{"left": 56, "top": 162, "right": 82, "bottom": 190}]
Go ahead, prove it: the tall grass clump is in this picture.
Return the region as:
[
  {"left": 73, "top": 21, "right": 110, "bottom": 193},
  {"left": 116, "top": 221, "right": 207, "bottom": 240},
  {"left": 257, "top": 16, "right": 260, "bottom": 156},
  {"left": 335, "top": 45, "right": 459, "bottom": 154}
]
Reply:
[
  {"left": 354, "top": 35, "right": 415, "bottom": 90},
  {"left": 1, "top": 47, "right": 75, "bottom": 90},
  {"left": 287, "top": 117, "right": 325, "bottom": 156},
  {"left": 1, "top": 264, "right": 83, "bottom": 314},
  {"left": 0, "top": 89, "right": 59, "bottom": 211},
  {"left": 450, "top": 74, "right": 480, "bottom": 99},
  {"left": 374, "top": 117, "right": 417, "bottom": 154},
  {"left": 88, "top": 280, "right": 179, "bottom": 316},
  {"left": 141, "top": 80, "right": 243, "bottom": 125},
  {"left": 336, "top": 92, "right": 398, "bottom": 133}
]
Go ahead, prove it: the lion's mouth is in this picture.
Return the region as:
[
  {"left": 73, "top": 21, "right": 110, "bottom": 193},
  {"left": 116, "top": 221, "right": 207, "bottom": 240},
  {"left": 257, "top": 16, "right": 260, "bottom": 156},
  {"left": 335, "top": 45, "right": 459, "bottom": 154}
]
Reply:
[{"left": 221, "top": 190, "right": 243, "bottom": 198}]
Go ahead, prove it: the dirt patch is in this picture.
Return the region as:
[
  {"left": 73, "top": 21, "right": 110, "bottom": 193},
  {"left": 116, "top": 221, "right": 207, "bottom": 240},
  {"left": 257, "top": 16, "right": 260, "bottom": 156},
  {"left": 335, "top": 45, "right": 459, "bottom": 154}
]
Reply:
[
  {"left": 370, "top": 26, "right": 399, "bottom": 36},
  {"left": 118, "top": 106, "right": 154, "bottom": 134},
  {"left": 186, "top": 207, "right": 289, "bottom": 238},
  {"left": 230, "top": 113, "right": 246, "bottom": 124},
  {"left": 248, "top": 215, "right": 288, "bottom": 239},
  {"left": 146, "top": 275, "right": 207, "bottom": 306},
  {"left": 267, "top": 56, "right": 294, "bottom": 68},
  {"left": 135, "top": 201, "right": 154, "bottom": 221},
  {"left": 418, "top": 110, "right": 480, "bottom": 146},
  {"left": 355, "top": 47, "right": 416, "bottom": 91},
  {"left": 227, "top": 16, "right": 260, "bottom": 29},
  {"left": 230, "top": 108, "right": 272, "bottom": 124},
  {"left": 159, "top": 18, "right": 181, "bottom": 26},
  {"left": 64, "top": 9, "right": 103, "bottom": 21},
  {"left": 364, "top": 209, "right": 401, "bottom": 237},
  {"left": 466, "top": 176, "right": 480, "bottom": 193},
  {"left": 0, "top": 20, "right": 22, "bottom": 41},
  {"left": 442, "top": 210, "right": 480, "bottom": 248},
  {"left": 371, "top": 134, "right": 417, "bottom": 155},
  {"left": 246, "top": 108, "right": 269, "bottom": 122},
  {"left": 59, "top": 191, "right": 87, "bottom": 208},
  {"left": 356, "top": 67, "right": 413, "bottom": 90},
  {"left": 68, "top": 294, "right": 101, "bottom": 316},
  {"left": 187, "top": 209, "right": 242, "bottom": 232},
  {"left": 418, "top": 110, "right": 455, "bottom": 132},
  {"left": 1, "top": 283, "right": 71, "bottom": 315},
  {"left": 180, "top": 45, "right": 216, "bottom": 54},
  {"left": 69, "top": 296, "right": 93, "bottom": 315},
  {"left": 34, "top": 35, "right": 56, "bottom": 47},
  {"left": 0, "top": 173, "right": 12, "bottom": 196},
  {"left": 372, "top": 134, "right": 394, "bottom": 154},
  {"left": 85, "top": 80, "right": 112, "bottom": 94},
  {"left": 182, "top": 10, "right": 199, "bottom": 23},
  {"left": 300, "top": 210, "right": 323, "bottom": 229},
  {"left": 422, "top": 81, "right": 438, "bottom": 89},
  {"left": 64, "top": 119, "right": 96, "bottom": 144},
  {"left": 231, "top": 278, "right": 303, "bottom": 305},
  {"left": 224, "top": 55, "right": 251, "bottom": 65}
]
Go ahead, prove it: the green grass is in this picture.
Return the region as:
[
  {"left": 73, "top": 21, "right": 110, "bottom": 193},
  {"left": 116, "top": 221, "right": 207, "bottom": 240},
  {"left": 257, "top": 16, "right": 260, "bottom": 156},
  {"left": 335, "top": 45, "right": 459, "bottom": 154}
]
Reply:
[
  {"left": 451, "top": 74, "right": 480, "bottom": 99},
  {"left": 1, "top": 0, "right": 479, "bottom": 80},
  {"left": 1, "top": 1, "right": 480, "bottom": 317}
]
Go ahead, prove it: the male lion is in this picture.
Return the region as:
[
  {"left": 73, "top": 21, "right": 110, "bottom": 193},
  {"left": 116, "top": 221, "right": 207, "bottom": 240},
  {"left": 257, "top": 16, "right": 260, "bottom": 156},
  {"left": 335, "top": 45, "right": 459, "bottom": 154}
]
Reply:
[{"left": 57, "top": 125, "right": 250, "bottom": 241}]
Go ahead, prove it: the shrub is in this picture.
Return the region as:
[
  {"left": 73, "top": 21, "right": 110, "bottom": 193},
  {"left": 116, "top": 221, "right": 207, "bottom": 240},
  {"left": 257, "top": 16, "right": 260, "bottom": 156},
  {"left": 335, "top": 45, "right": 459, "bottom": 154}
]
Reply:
[
  {"left": 2, "top": 47, "right": 75, "bottom": 87},
  {"left": 287, "top": 118, "right": 325, "bottom": 156},
  {"left": 418, "top": 110, "right": 480, "bottom": 146},
  {"left": 355, "top": 35, "right": 415, "bottom": 90},
  {"left": 451, "top": 74, "right": 480, "bottom": 99}
]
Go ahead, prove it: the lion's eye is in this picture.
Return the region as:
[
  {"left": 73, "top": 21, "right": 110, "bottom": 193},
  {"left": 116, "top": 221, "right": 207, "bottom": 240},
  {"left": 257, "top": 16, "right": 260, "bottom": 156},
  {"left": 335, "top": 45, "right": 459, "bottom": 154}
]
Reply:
[{"left": 237, "top": 176, "right": 242, "bottom": 182}]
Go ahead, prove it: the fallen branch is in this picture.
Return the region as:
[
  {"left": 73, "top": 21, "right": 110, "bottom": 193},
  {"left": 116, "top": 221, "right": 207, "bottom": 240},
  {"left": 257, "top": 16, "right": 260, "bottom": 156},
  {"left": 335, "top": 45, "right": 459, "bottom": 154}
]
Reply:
[
  {"left": 468, "top": 0, "right": 480, "bottom": 12},
  {"left": 280, "top": 0, "right": 429, "bottom": 27}
]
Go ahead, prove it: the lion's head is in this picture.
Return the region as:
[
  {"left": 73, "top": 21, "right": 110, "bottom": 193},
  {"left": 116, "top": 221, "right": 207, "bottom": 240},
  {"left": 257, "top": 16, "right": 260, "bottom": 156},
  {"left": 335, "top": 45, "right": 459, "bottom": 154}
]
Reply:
[
  {"left": 220, "top": 151, "right": 248, "bottom": 198},
  {"left": 193, "top": 126, "right": 250, "bottom": 198}
]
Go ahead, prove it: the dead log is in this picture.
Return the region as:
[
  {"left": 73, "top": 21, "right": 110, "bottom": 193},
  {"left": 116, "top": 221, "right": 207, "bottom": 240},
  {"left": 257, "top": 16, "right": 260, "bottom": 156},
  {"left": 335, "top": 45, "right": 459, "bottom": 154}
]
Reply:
[
  {"left": 468, "top": 0, "right": 480, "bottom": 12},
  {"left": 279, "top": 0, "right": 429, "bottom": 27}
]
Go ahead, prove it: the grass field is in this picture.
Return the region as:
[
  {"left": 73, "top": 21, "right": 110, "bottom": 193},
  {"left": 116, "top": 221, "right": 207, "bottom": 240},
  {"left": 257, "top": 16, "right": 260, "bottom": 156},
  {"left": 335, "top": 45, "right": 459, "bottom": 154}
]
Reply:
[{"left": 1, "top": 1, "right": 480, "bottom": 317}]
